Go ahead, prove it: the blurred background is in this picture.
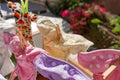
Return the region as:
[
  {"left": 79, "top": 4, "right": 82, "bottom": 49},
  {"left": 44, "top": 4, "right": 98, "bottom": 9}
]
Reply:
[{"left": 1, "top": 0, "right": 120, "bottom": 50}]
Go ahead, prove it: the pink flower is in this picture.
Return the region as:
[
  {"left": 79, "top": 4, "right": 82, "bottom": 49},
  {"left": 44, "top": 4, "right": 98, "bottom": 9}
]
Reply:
[
  {"left": 84, "top": 3, "right": 90, "bottom": 8},
  {"left": 76, "top": 12, "right": 82, "bottom": 17},
  {"left": 100, "top": 6, "right": 106, "bottom": 14},
  {"left": 61, "top": 10, "right": 69, "bottom": 17},
  {"left": 71, "top": 11, "right": 76, "bottom": 17},
  {"left": 71, "top": 23, "right": 77, "bottom": 28},
  {"left": 80, "top": 21, "right": 87, "bottom": 26},
  {"left": 94, "top": 5, "right": 100, "bottom": 10},
  {"left": 76, "top": 6, "right": 82, "bottom": 11},
  {"left": 81, "top": 18, "right": 86, "bottom": 21},
  {"left": 82, "top": 10, "right": 91, "bottom": 18}
]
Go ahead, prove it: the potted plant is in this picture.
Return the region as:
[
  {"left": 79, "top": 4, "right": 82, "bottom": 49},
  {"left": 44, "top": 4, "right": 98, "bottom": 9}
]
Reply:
[{"left": 61, "top": 3, "right": 110, "bottom": 49}]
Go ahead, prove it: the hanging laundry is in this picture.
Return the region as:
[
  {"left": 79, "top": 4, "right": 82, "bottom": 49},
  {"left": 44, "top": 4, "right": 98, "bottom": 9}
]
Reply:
[
  {"left": 37, "top": 18, "right": 94, "bottom": 60},
  {"left": 0, "top": 19, "right": 15, "bottom": 76},
  {"left": 3, "top": 32, "right": 48, "bottom": 80},
  {"left": 78, "top": 49, "right": 120, "bottom": 80},
  {"left": 3, "top": 32, "right": 92, "bottom": 80},
  {"left": 34, "top": 50, "right": 91, "bottom": 80}
]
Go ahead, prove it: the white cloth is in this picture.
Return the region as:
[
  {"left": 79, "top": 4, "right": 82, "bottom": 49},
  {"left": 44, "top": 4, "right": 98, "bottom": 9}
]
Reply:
[
  {"left": 0, "top": 74, "right": 7, "bottom": 80},
  {"left": 37, "top": 18, "right": 94, "bottom": 60},
  {"left": 0, "top": 20, "right": 15, "bottom": 76}
]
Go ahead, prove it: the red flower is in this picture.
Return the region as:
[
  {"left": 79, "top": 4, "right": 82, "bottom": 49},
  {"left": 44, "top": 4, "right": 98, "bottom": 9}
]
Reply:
[
  {"left": 80, "top": 21, "right": 87, "bottom": 26},
  {"left": 94, "top": 5, "right": 100, "bottom": 10},
  {"left": 84, "top": 3, "right": 90, "bottom": 8},
  {"left": 70, "top": 20, "right": 75, "bottom": 25},
  {"left": 72, "top": 24, "right": 77, "bottom": 28},
  {"left": 76, "top": 12, "right": 82, "bottom": 17},
  {"left": 61, "top": 10, "right": 69, "bottom": 17},
  {"left": 70, "top": 12, "right": 76, "bottom": 17},
  {"left": 76, "top": 6, "right": 82, "bottom": 11},
  {"left": 82, "top": 10, "right": 91, "bottom": 18},
  {"left": 100, "top": 6, "right": 106, "bottom": 14}
]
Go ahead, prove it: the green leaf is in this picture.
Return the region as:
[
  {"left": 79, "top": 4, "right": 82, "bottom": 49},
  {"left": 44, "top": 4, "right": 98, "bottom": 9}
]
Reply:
[
  {"left": 112, "top": 24, "right": 120, "bottom": 33},
  {"left": 20, "top": 0, "right": 28, "bottom": 14},
  {"left": 20, "top": 0, "right": 25, "bottom": 14},
  {"left": 24, "top": 0, "right": 28, "bottom": 14},
  {"left": 91, "top": 18, "right": 102, "bottom": 24},
  {"left": 110, "top": 19, "right": 118, "bottom": 25}
]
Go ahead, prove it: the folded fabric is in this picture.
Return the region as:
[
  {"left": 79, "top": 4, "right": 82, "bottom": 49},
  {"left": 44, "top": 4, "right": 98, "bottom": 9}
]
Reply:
[
  {"left": 93, "top": 73, "right": 104, "bottom": 80},
  {"left": 0, "top": 74, "right": 7, "bottom": 80},
  {"left": 3, "top": 32, "right": 90, "bottom": 80},
  {"left": 34, "top": 52, "right": 91, "bottom": 80},
  {"left": 0, "top": 20, "right": 15, "bottom": 76},
  {"left": 37, "top": 18, "right": 94, "bottom": 60},
  {"left": 78, "top": 49, "right": 120, "bottom": 80},
  {"left": 3, "top": 32, "right": 48, "bottom": 80}
]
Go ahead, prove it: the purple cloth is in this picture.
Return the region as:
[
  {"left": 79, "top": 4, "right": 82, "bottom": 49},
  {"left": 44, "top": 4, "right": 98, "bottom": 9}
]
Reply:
[{"left": 34, "top": 53, "right": 91, "bottom": 80}]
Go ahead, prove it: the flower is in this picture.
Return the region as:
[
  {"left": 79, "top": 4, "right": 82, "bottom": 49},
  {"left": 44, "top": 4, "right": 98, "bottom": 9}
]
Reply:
[
  {"left": 61, "top": 3, "right": 108, "bottom": 35},
  {"left": 84, "top": 3, "right": 90, "bottom": 8},
  {"left": 94, "top": 5, "right": 100, "bottom": 10},
  {"left": 100, "top": 6, "right": 105, "bottom": 14},
  {"left": 82, "top": 10, "right": 91, "bottom": 18},
  {"left": 75, "top": 12, "right": 81, "bottom": 17},
  {"left": 94, "top": 5, "right": 106, "bottom": 14},
  {"left": 61, "top": 10, "right": 69, "bottom": 17},
  {"left": 80, "top": 21, "right": 87, "bottom": 26}
]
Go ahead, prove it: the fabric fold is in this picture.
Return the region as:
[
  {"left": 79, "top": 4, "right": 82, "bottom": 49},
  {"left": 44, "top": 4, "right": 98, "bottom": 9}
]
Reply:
[
  {"left": 37, "top": 18, "right": 94, "bottom": 60},
  {"left": 34, "top": 52, "right": 91, "bottom": 80},
  {"left": 0, "top": 20, "right": 15, "bottom": 76},
  {"left": 78, "top": 49, "right": 120, "bottom": 80},
  {"left": 3, "top": 32, "right": 48, "bottom": 80}
]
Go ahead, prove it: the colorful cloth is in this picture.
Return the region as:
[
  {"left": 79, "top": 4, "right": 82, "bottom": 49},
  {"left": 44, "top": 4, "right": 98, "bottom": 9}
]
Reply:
[
  {"left": 4, "top": 32, "right": 91, "bottom": 80},
  {"left": 78, "top": 49, "right": 120, "bottom": 80},
  {"left": 34, "top": 52, "right": 91, "bottom": 80},
  {"left": 3, "top": 32, "right": 47, "bottom": 80},
  {"left": 37, "top": 18, "right": 93, "bottom": 60},
  {"left": 7, "top": 1, "right": 37, "bottom": 45}
]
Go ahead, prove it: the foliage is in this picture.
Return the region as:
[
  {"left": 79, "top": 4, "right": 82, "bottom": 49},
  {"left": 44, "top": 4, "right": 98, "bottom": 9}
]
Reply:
[
  {"left": 109, "top": 16, "right": 120, "bottom": 34},
  {"left": 108, "top": 16, "right": 120, "bottom": 49},
  {"left": 110, "top": 39, "right": 120, "bottom": 49},
  {"left": 61, "top": 3, "right": 107, "bottom": 34},
  {"left": 21, "top": 0, "right": 28, "bottom": 14},
  {"left": 46, "top": 0, "right": 66, "bottom": 16},
  {"left": 46, "top": 0, "right": 93, "bottom": 16},
  {"left": 47, "top": 0, "right": 119, "bottom": 49},
  {"left": 66, "top": 0, "right": 92, "bottom": 10},
  {"left": 66, "top": 0, "right": 81, "bottom": 10}
]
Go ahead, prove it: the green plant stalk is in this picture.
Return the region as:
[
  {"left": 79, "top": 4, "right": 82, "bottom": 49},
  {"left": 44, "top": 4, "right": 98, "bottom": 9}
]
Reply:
[{"left": 20, "top": 0, "right": 28, "bottom": 14}]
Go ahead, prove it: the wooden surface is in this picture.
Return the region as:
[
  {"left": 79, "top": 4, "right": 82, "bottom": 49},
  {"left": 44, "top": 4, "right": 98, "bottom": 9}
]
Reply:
[{"left": 94, "top": 0, "right": 120, "bottom": 14}]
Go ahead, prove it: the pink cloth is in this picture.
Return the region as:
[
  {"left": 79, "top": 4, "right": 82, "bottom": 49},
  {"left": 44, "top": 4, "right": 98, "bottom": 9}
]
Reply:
[
  {"left": 93, "top": 73, "right": 104, "bottom": 80},
  {"left": 3, "top": 32, "right": 47, "bottom": 80},
  {"left": 78, "top": 49, "right": 120, "bottom": 80}
]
